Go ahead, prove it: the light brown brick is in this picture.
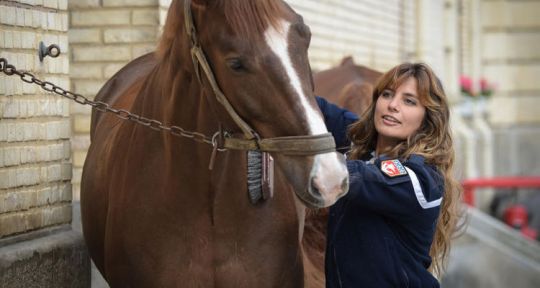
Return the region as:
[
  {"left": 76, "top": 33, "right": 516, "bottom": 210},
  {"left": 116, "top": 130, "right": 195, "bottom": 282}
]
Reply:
[
  {"left": 24, "top": 8, "right": 33, "bottom": 26},
  {"left": 43, "top": 0, "right": 58, "bottom": 9},
  {"left": 4, "top": 147, "right": 21, "bottom": 166},
  {"left": 132, "top": 9, "right": 160, "bottom": 25},
  {"left": 72, "top": 167, "right": 82, "bottom": 185},
  {"left": 73, "top": 150, "right": 87, "bottom": 168},
  {"left": 72, "top": 45, "right": 131, "bottom": 62},
  {"left": 68, "top": 28, "right": 101, "bottom": 44},
  {"left": 72, "top": 184, "right": 81, "bottom": 202},
  {"left": 16, "top": 166, "right": 41, "bottom": 187},
  {"left": 103, "top": 0, "right": 157, "bottom": 7},
  {"left": 71, "top": 10, "right": 131, "bottom": 26},
  {"left": 73, "top": 115, "right": 91, "bottom": 133},
  {"left": 104, "top": 63, "right": 126, "bottom": 78},
  {"left": 70, "top": 63, "right": 103, "bottom": 79},
  {"left": 73, "top": 79, "right": 106, "bottom": 97},
  {"left": 59, "top": 0, "right": 68, "bottom": 10},
  {"left": 61, "top": 163, "right": 72, "bottom": 180},
  {"left": 0, "top": 147, "right": 4, "bottom": 167},
  {"left": 32, "top": 10, "right": 41, "bottom": 28},
  {"left": 0, "top": 7, "right": 16, "bottom": 25},
  {"left": 68, "top": 0, "right": 101, "bottom": 9},
  {"left": 0, "top": 213, "right": 20, "bottom": 237},
  {"left": 71, "top": 135, "right": 91, "bottom": 151},
  {"left": 132, "top": 44, "right": 156, "bottom": 58},
  {"left": 41, "top": 205, "right": 72, "bottom": 227},
  {"left": 104, "top": 27, "right": 157, "bottom": 43},
  {"left": 16, "top": 7, "right": 25, "bottom": 26}
]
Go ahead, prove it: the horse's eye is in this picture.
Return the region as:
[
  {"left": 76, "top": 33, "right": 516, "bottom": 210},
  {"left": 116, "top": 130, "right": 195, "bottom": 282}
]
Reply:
[{"left": 227, "top": 58, "right": 246, "bottom": 72}]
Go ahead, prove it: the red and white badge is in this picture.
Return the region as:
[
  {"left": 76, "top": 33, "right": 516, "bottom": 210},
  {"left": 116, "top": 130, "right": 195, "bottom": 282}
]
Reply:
[{"left": 380, "top": 159, "right": 408, "bottom": 177}]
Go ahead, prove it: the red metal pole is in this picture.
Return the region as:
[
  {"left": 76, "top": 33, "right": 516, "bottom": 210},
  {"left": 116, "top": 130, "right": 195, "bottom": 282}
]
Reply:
[
  {"left": 462, "top": 184, "right": 475, "bottom": 206},
  {"left": 461, "top": 177, "right": 540, "bottom": 207}
]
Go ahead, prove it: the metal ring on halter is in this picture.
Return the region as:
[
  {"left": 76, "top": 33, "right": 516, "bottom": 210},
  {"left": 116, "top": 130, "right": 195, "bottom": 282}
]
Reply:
[
  {"left": 211, "top": 132, "right": 228, "bottom": 152},
  {"left": 252, "top": 131, "right": 263, "bottom": 151}
]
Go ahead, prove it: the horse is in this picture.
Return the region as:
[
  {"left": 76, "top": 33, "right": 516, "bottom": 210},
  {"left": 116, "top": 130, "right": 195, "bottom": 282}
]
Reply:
[
  {"left": 81, "top": 0, "right": 349, "bottom": 287},
  {"left": 301, "top": 56, "right": 382, "bottom": 280},
  {"left": 313, "top": 56, "right": 382, "bottom": 116}
]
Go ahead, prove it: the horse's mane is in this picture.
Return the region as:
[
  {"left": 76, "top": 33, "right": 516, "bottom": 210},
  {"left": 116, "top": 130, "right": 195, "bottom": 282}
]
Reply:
[{"left": 158, "top": 0, "right": 289, "bottom": 58}]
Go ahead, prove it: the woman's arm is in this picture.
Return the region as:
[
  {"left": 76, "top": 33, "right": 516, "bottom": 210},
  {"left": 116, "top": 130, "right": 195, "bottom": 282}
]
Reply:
[
  {"left": 315, "top": 96, "right": 359, "bottom": 151},
  {"left": 345, "top": 154, "right": 444, "bottom": 219}
]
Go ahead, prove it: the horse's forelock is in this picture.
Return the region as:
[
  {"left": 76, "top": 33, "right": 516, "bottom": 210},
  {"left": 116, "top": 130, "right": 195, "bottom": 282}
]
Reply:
[
  {"left": 215, "top": 0, "right": 289, "bottom": 38},
  {"left": 157, "top": 0, "right": 289, "bottom": 58}
]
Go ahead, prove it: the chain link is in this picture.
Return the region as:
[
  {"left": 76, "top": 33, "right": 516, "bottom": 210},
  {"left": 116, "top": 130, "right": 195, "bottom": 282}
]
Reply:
[{"left": 0, "top": 57, "right": 215, "bottom": 147}]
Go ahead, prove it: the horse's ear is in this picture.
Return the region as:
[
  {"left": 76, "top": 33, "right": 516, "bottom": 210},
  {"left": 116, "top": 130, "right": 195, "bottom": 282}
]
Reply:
[
  {"left": 340, "top": 56, "right": 355, "bottom": 67},
  {"left": 192, "top": 0, "right": 212, "bottom": 8}
]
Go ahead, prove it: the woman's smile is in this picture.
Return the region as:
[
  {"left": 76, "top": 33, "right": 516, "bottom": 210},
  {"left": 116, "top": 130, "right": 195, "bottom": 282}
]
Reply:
[{"left": 381, "top": 115, "right": 401, "bottom": 125}]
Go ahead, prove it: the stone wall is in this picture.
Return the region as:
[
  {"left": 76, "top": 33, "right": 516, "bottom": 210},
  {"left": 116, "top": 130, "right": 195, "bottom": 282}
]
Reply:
[{"left": 0, "top": 0, "right": 72, "bottom": 239}]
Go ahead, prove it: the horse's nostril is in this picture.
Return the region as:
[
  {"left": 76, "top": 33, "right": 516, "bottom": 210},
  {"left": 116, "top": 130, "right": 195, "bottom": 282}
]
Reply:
[{"left": 310, "top": 178, "right": 322, "bottom": 197}]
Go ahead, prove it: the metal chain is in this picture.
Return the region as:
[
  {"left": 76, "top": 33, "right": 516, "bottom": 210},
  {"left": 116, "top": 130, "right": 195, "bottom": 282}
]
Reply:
[{"left": 0, "top": 57, "right": 217, "bottom": 147}]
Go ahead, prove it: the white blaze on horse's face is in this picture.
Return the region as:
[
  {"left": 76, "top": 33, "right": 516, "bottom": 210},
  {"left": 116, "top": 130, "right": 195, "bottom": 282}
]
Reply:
[{"left": 264, "top": 19, "right": 349, "bottom": 207}]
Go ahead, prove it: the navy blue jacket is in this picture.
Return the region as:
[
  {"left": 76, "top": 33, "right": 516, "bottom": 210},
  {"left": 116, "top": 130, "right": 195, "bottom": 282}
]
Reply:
[{"left": 317, "top": 97, "right": 443, "bottom": 288}]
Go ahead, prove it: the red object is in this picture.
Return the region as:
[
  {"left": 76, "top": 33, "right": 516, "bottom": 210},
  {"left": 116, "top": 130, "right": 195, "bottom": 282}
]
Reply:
[
  {"left": 521, "top": 226, "right": 538, "bottom": 241},
  {"left": 462, "top": 177, "right": 540, "bottom": 206},
  {"left": 503, "top": 205, "right": 528, "bottom": 228}
]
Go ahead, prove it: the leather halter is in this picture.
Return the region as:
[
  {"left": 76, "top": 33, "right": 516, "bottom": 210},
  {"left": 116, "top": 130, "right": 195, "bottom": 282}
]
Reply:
[{"left": 184, "top": 0, "right": 336, "bottom": 155}]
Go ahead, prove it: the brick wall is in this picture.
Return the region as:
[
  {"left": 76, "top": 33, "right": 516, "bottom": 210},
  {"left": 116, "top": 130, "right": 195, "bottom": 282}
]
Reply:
[
  {"left": 480, "top": 0, "right": 540, "bottom": 176},
  {"left": 289, "top": 0, "right": 418, "bottom": 71},
  {"left": 0, "top": 0, "right": 72, "bottom": 238},
  {"left": 69, "top": 0, "right": 162, "bottom": 200}
]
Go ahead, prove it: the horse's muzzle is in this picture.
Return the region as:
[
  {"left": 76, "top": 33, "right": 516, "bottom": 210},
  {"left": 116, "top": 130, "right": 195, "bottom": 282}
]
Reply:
[{"left": 302, "top": 152, "right": 349, "bottom": 208}]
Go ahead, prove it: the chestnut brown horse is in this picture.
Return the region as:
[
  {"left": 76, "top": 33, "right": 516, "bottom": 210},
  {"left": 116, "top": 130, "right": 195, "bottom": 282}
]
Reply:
[
  {"left": 313, "top": 56, "right": 382, "bottom": 116},
  {"left": 81, "top": 0, "right": 348, "bottom": 287},
  {"left": 302, "top": 57, "right": 382, "bottom": 281}
]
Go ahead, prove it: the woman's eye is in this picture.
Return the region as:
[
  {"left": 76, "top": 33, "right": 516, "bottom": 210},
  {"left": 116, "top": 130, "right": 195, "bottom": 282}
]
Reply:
[
  {"left": 227, "top": 58, "right": 246, "bottom": 72},
  {"left": 405, "top": 98, "right": 417, "bottom": 105},
  {"left": 381, "top": 91, "right": 392, "bottom": 98}
]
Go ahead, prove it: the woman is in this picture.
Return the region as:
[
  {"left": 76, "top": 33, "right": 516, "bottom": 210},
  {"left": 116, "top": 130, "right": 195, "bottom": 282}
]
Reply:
[{"left": 316, "top": 62, "right": 462, "bottom": 287}]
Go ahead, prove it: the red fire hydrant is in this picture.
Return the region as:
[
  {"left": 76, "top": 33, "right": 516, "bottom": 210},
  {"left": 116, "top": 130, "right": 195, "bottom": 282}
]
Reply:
[{"left": 503, "top": 204, "right": 538, "bottom": 240}]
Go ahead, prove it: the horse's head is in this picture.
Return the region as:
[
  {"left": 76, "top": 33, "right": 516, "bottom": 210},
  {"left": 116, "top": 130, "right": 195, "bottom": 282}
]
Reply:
[{"left": 182, "top": 0, "right": 348, "bottom": 208}]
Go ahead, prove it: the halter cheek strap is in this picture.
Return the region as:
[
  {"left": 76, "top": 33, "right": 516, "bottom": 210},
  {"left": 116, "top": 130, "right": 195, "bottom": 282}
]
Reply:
[{"left": 184, "top": 0, "right": 336, "bottom": 156}]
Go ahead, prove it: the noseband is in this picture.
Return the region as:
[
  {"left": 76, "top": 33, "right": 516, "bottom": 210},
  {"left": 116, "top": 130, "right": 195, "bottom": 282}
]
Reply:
[{"left": 184, "top": 0, "right": 336, "bottom": 156}]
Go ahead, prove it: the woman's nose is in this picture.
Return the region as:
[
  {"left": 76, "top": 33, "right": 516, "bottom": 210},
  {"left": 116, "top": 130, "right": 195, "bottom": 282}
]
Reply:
[{"left": 388, "top": 97, "right": 399, "bottom": 111}]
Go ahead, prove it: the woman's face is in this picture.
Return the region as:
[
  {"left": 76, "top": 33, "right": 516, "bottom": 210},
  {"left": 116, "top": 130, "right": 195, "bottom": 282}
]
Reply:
[{"left": 374, "top": 77, "right": 426, "bottom": 152}]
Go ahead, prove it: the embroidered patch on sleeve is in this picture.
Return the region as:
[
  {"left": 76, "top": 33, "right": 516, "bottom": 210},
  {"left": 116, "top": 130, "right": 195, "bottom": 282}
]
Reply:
[{"left": 380, "top": 159, "right": 408, "bottom": 177}]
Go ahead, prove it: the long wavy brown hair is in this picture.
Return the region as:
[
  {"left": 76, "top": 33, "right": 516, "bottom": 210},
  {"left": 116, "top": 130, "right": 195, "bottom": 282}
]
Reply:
[{"left": 348, "top": 62, "right": 463, "bottom": 276}]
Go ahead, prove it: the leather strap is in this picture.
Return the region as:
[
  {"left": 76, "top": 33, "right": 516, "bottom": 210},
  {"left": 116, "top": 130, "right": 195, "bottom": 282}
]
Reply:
[
  {"left": 223, "top": 133, "right": 336, "bottom": 155},
  {"left": 184, "top": 0, "right": 256, "bottom": 140}
]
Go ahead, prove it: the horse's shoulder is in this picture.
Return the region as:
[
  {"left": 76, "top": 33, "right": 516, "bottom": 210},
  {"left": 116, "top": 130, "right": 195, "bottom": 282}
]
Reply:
[
  {"left": 91, "top": 53, "right": 158, "bottom": 138},
  {"left": 94, "top": 52, "right": 157, "bottom": 104}
]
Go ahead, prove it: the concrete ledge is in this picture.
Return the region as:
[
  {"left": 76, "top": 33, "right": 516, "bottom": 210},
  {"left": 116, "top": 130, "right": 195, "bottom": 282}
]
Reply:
[
  {"left": 0, "top": 226, "right": 90, "bottom": 288},
  {"left": 442, "top": 207, "right": 540, "bottom": 287}
]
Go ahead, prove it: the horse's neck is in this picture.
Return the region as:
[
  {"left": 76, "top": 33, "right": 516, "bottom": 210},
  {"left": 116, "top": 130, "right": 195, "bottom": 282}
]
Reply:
[{"left": 133, "top": 60, "right": 219, "bottom": 137}]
